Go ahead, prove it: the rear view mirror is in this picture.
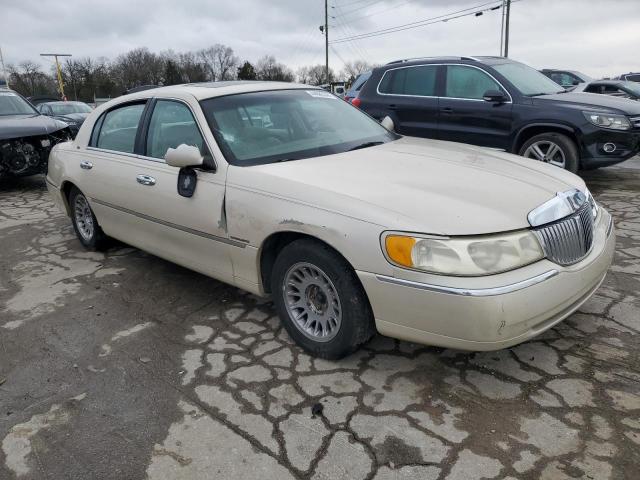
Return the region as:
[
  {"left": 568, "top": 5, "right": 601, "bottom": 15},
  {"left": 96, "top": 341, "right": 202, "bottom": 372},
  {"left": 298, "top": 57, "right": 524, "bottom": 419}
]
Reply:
[
  {"left": 164, "top": 144, "right": 204, "bottom": 168},
  {"left": 482, "top": 90, "right": 507, "bottom": 103},
  {"left": 380, "top": 116, "right": 395, "bottom": 132}
]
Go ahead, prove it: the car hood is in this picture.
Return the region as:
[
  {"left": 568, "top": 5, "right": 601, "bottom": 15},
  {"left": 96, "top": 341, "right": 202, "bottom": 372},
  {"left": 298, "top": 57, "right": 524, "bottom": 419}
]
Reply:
[
  {"left": 54, "top": 112, "right": 88, "bottom": 123},
  {"left": 533, "top": 92, "right": 640, "bottom": 115},
  {"left": 231, "top": 136, "right": 584, "bottom": 235},
  {"left": 0, "top": 114, "right": 69, "bottom": 141}
]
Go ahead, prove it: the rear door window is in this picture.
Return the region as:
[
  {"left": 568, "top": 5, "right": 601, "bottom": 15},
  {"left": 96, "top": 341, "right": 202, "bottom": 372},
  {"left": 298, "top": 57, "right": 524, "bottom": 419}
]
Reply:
[
  {"left": 378, "top": 65, "right": 438, "bottom": 96},
  {"left": 445, "top": 65, "right": 504, "bottom": 100},
  {"left": 95, "top": 103, "right": 145, "bottom": 153}
]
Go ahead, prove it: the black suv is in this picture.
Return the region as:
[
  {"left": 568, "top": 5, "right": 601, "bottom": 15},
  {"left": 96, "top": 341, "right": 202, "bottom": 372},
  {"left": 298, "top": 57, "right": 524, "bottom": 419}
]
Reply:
[{"left": 357, "top": 57, "right": 640, "bottom": 172}]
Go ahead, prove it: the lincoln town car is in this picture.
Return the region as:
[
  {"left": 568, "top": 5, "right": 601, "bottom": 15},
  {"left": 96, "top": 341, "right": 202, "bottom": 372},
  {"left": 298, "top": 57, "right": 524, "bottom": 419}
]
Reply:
[{"left": 46, "top": 82, "right": 615, "bottom": 359}]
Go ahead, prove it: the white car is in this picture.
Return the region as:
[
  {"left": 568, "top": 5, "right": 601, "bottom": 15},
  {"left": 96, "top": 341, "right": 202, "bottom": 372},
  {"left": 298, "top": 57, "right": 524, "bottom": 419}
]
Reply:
[{"left": 46, "top": 82, "right": 615, "bottom": 359}]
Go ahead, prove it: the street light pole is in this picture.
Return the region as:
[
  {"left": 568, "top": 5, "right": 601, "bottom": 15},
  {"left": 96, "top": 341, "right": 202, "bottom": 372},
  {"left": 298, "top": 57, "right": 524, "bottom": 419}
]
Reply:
[
  {"left": 0, "top": 45, "right": 9, "bottom": 88},
  {"left": 504, "top": 0, "right": 511, "bottom": 58},
  {"left": 40, "top": 53, "right": 72, "bottom": 99}
]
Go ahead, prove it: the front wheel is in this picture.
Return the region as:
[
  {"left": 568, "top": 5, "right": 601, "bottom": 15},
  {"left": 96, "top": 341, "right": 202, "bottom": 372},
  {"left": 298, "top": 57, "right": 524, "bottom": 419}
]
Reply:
[
  {"left": 271, "top": 239, "right": 375, "bottom": 359},
  {"left": 69, "top": 186, "right": 108, "bottom": 250},
  {"left": 518, "top": 132, "right": 579, "bottom": 173}
]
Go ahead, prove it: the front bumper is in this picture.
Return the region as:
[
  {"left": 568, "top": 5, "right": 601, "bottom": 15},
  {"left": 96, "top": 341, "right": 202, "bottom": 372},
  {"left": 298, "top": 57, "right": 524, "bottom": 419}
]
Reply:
[
  {"left": 580, "top": 125, "right": 640, "bottom": 169},
  {"left": 357, "top": 209, "right": 615, "bottom": 351}
]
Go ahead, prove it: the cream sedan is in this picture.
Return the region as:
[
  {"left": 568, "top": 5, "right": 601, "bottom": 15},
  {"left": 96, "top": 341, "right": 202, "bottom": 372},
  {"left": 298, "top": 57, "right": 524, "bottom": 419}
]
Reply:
[{"left": 46, "top": 82, "right": 615, "bottom": 359}]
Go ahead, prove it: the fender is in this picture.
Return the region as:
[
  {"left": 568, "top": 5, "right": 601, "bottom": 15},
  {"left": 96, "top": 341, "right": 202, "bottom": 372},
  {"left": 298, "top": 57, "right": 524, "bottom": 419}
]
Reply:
[{"left": 511, "top": 122, "right": 578, "bottom": 153}]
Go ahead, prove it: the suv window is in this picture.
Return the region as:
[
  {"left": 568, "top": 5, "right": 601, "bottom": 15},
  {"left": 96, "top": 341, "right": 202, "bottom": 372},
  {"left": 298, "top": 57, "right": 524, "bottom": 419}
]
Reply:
[
  {"left": 96, "top": 103, "right": 145, "bottom": 153},
  {"left": 548, "top": 72, "right": 579, "bottom": 87},
  {"left": 625, "top": 74, "right": 640, "bottom": 82},
  {"left": 445, "top": 65, "right": 503, "bottom": 100},
  {"left": 378, "top": 65, "right": 437, "bottom": 96},
  {"left": 146, "top": 100, "right": 206, "bottom": 159}
]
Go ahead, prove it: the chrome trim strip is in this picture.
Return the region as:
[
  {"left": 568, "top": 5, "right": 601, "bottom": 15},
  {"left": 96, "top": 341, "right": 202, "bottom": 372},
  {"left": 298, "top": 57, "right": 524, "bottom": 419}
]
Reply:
[
  {"left": 376, "top": 63, "right": 513, "bottom": 103},
  {"left": 90, "top": 198, "right": 247, "bottom": 248},
  {"left": 606, "top": 214, "right": 614, "bottom": 237},
  {"left": 528, "top": 189, "right": 587, "bottom": 227},
  {"left": 375, "top": 270, "right": 559, "bottom": 297}
]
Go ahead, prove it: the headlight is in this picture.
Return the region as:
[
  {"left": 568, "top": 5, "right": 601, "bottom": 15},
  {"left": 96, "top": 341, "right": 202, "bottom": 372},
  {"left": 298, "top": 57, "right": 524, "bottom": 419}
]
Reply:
[
  {"left": 384, "top": 230, "right": 544, "bottom": 276},
  {"left": 583, "top": 112, "right": 631, "bottom": 130},
  {"left": 585, "top": 188, "right": 599, "bottom": 219}
]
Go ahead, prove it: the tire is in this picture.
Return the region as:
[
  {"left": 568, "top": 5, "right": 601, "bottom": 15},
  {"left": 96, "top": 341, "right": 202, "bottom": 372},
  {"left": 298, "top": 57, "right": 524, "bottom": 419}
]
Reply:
[
  {"left": 271, "top": 239, "right": 375, "bottom": 359},
  {"left": 69, "top": 186, "right": 109, "bottom": 251},
  {"left": 518, "top": 132, "right": 579, "bottom": 173}
]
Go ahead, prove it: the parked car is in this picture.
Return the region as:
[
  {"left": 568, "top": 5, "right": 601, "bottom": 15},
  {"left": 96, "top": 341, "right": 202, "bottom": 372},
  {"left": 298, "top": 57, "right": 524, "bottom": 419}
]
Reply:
[
  {"left": 356, "top": 56, "right": 640, "bottom": 172},
  {"left": 540, "top": 69, "right": 593, "bottom": 89},
  {"left": 344, "top": 71, "right": 371, "bottom": 105},
  {"left": 615, "top": 73, "right": 640, "bottom": 82},
  {"left": 0, "top": 87, "right": 71, "bottom": 180},
  {"left": 36, "top": 101, "right": 93, "bottom": 137},
  {"left": 573, "top": 80, "right": 640, "bottom": 101},
  {"left": 47, "top": 82, "right": 614, "bottom": 359}
]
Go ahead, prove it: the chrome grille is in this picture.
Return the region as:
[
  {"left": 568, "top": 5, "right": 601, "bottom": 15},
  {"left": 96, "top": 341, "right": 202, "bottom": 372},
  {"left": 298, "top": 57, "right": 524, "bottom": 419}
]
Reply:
[
  {"left": 534, "top": 203, "right": 594, "bottom": 265},
  {"left": 631, "top": 116, "right": 640, "bottom": 129}
]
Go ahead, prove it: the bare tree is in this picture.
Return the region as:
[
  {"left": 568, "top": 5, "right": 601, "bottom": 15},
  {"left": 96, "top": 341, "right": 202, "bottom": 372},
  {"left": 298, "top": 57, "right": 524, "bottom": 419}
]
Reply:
[
  {"left": 255, "top": 55, "right": 294, "bottom": 82},
  {"left": 199, "top": 44, "right": 239, "bottom": 81},
  {"left": 340, "top": 60, "right": 377, "bottom": 84},
  {"left": 299, "top": 64, "right": 335, "bottom": 85},
  {"left": 7, "top": 62, "right": 56, "bottom": 97}
]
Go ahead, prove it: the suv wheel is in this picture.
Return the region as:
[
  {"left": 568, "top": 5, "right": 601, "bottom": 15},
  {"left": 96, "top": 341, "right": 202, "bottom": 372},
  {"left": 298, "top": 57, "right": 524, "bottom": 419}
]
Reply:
[
  {"left": 69, "top": 186, "right": 109, "bottom": 250},
  {"left": 271, "top": 239, "right": 375, "bottom": 359},
  {"left": 518, "top": 132, "right": 579, "bottom": 173}
]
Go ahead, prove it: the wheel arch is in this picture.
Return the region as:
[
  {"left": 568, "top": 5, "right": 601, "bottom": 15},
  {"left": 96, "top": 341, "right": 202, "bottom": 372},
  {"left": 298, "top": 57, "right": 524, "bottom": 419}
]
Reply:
[
  {"left": 258, "top": 230, "right": 358, "bottom": 295},
  {"left": 59, "top": 180, "right": 78, "bottom": 216},
  {"left": 512, "top": 123, "right": 580, "bottom": 156}
]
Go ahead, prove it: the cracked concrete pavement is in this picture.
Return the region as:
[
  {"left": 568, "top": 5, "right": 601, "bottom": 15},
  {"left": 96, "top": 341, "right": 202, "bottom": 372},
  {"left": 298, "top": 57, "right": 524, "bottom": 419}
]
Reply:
[{"left": 1, "top": 159, "right": 639, "bottom": 479}]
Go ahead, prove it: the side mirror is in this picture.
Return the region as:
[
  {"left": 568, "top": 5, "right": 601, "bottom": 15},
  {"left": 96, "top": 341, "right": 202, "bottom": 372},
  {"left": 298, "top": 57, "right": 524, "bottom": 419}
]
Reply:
[
  {"left": 482, "top": 90, "right": 507, "bottom": 103},
  {"left": 164, "top": 144, "right": 204, "bottom": 168},
  {"left": 380, "top": 115, "right": 395, "bottom": 132},
  {"left": 572, "top": 80, "right": 580, "bottom": 86}
]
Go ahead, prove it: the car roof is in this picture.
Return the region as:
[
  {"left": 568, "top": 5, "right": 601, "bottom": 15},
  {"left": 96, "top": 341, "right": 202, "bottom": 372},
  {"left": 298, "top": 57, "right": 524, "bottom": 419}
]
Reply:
[
  {"left": 381, "top": 56, "right": 515, "bottom": 69},
  {"left": 121, "top": 81, "right": 316, "bottom": 102},
  {"left": 42, "top": 100, "right": 87, "bottom": 105}
]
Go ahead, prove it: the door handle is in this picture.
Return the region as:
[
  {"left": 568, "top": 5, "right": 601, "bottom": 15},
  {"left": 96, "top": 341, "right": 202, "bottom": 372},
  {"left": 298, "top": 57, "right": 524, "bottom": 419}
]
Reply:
[
  {"left": 136, "top": 174, "right": 156, "bottom": 186},
  {"left": 441, "top": 107, "right": 454, "bottom": 114},
  {"left": 80, "top": 161, "right": 93, "bottom": 170},
  {"left": 388, "top": 104, "right": 397, "bottom": 110}
]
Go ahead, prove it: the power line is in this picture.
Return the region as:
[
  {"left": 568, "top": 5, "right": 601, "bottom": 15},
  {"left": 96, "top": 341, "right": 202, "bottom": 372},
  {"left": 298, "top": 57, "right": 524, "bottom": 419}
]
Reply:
[
  {"left": 330, "top": 1, "right": 505, "bottom": 44},
  {"left": 335, "top": 0, "right": 418, "bottom": 26},
  {"left": 331, "top": 1, "right": 502, "bottom": 43}
]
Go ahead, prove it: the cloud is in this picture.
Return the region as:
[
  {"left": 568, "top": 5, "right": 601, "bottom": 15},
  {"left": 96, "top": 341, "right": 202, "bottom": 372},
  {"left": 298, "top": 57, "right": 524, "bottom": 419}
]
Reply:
[{"left": 1, "top": 0, "right": 638, "bottom": 77}]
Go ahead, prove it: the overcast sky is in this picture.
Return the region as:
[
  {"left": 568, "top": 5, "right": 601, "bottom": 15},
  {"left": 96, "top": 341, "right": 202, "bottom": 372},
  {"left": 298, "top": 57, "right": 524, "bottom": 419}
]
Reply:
[{"left": 1, "top": 0, "right": 638, "bottom": 78}]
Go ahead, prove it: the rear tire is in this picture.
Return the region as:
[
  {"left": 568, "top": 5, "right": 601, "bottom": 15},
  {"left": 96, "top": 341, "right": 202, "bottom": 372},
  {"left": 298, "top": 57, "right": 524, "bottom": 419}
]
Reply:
[
  {"left": 69, "top": 186, "right": 109, "bottom": 251},
  {"left": 271, "top": 239, "right": 375, "bottom": 359},
  {"left": 518, "top": 132, "right": 579, "bottom": 173}
]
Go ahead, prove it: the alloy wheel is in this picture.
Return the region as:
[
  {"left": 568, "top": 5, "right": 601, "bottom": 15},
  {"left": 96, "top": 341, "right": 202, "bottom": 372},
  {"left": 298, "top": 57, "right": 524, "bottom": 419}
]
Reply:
[
  {"left": 523, "top": 140, "right": 566, "bottom": 168},
  {"left": 282, "top": 262, "right": 342, "bottom": 342},
  {"left": 73, "top": 194, "right": 94, "bottom": 241}
]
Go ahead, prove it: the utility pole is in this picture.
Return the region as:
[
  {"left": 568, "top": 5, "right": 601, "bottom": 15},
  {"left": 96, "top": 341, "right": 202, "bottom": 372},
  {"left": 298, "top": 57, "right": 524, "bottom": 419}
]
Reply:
[
  {"left": 325, "top": 0, "right": 329, "bottom": 84},
  {"left": 499, "top": 0, "right": 505, "bottom": 56},
  {"left": 504, "top": 0, "right": 511, "bottom": 58},
  {"left": 0, "top": 45, "right": 8, "bottom": 88},
  {"left": 40, "top": 53, "right": 72, "bottom": 100}
]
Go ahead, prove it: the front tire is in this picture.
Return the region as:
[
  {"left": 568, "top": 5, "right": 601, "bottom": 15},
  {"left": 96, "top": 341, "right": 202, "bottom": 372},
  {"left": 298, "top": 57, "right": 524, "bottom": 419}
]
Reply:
[
  {"left": 69, "top": 186, "right": 108, "bottom": 251},
  {"left": 271, "top": 239, "right": 375, "bottom": 359},
  {"left": 518, "top": 132, "right": 579, "bottom": 173}
]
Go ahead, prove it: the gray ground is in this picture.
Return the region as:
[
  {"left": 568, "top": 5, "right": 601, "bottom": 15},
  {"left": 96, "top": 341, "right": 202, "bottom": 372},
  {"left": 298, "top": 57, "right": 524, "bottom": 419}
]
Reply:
[{"left": 1, "top": 158, "right": 639, "bottom": 480}]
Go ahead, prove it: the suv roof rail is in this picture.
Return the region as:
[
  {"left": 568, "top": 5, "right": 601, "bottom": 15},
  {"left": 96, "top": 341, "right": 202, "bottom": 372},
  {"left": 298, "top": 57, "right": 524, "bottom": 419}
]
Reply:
[{"left": 385, "top": 56, "right": 465, "bottom": 65}]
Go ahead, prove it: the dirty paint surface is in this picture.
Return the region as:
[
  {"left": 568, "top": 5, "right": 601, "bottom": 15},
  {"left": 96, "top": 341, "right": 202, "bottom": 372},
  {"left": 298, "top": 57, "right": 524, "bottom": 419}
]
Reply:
[{"left": 1, "top": 161, "right": 640, "bottom": 479}]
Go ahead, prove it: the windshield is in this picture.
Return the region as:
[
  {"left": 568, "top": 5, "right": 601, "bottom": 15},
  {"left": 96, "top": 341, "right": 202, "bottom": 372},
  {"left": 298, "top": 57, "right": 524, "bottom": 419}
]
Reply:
[
  {"left": 493, "top": 62, "right": 565, "bottom": 96},
  {"left": 50, "top": 102, "right": 92, "bottom": 115},
  {"left": 624, "top": 82, "right": 640, "bottom": 96},
  {"left": 0, "top": 90, "right": 38, "bottom": 115},
  {"left": 200, "top": 89, "right": 397, "bottom": 165}
]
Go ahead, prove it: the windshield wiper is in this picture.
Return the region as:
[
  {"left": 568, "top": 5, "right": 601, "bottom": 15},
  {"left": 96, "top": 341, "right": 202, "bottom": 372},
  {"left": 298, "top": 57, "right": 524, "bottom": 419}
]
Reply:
[{"left": 347, "top": 141, "right": 384, "bottom": 151}]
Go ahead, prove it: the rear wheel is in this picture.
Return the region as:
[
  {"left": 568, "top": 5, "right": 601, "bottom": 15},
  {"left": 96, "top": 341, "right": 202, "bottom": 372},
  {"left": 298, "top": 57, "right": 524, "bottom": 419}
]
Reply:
[
  {"left": 69, "top": 186, "right": 108, "bottom": 250},
  {"left": 271, "top": 239, "right": 375, "bottom": 359},
  {"left": 518, "top": 132, "right": 579, "bottom": 173}
]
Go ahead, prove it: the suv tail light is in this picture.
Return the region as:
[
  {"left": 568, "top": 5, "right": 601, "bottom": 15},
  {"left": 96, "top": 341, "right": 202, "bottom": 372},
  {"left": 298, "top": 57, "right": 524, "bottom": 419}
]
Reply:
[{"left": 351, "top": 97, "right": 361, "bottom": 108}]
